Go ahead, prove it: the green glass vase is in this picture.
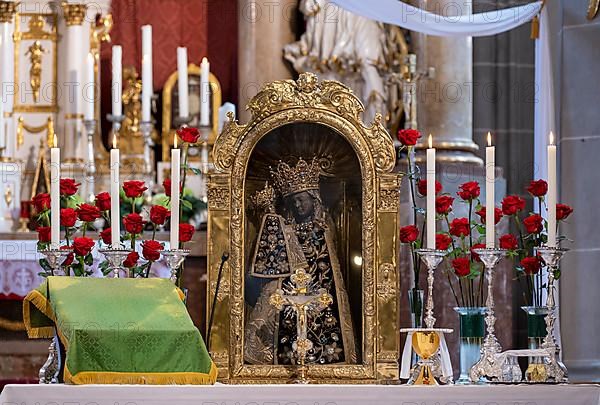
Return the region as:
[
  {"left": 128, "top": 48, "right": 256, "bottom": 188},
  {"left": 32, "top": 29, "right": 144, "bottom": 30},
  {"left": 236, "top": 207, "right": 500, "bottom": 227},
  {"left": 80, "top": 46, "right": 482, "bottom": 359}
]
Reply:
[{"left": 454, "top": 306, "right": 486, "bottom": 384}]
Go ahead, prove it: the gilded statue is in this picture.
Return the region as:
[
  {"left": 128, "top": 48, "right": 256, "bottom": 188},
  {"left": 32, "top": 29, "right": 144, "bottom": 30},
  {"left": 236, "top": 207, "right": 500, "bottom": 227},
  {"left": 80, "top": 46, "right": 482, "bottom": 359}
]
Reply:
[
  {"left": 25, "top": 41, "right": 47, "bottom": 103},
  {"left": 244, "top": 158, "right": 357, "bottom": 366}
]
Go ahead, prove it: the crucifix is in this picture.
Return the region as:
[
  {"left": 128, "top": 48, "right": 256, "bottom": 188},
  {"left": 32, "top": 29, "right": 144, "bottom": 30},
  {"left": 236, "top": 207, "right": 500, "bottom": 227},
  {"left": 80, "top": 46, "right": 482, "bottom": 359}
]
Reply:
[{"left": 269, "top": 268, "right": 333, "bottom": 384}]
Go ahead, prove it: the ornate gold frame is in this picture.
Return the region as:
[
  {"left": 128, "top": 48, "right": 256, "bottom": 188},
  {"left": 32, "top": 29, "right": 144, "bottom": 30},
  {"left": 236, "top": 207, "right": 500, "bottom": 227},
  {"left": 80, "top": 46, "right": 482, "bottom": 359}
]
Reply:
[
  {"left": 207, "top": 73, "right": 402, "bottom": 383},
  {"left": 161, "top": 64, "right": 222, "bottom": 161},
  {"left": 13, "top": 12, "right": 58, "bottom": 113}
]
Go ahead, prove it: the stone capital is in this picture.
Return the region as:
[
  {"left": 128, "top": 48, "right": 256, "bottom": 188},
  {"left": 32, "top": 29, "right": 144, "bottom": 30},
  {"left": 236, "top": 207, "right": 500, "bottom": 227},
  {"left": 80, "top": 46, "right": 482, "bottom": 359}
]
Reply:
[
  {"left": 0, "top": 1, "right": 18, "bottom": 23},
  {"left": 61, "top": 2, "right": 87, "bottom": 26}
]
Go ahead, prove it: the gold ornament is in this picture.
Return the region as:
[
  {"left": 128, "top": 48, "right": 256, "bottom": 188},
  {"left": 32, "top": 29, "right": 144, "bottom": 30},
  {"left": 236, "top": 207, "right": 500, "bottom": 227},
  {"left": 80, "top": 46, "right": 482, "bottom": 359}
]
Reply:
[
  {"left": 0, "top": 1, "right": 17, "bottom": 23},
  {"left": 588, "top": 0, "right": 599, "bottom": 20},
  {"left": 270, "top": 157, "right": 321, "bottom": 198},
  {"left": 61, "top": 2, "right": 86, "bottom": 26}
]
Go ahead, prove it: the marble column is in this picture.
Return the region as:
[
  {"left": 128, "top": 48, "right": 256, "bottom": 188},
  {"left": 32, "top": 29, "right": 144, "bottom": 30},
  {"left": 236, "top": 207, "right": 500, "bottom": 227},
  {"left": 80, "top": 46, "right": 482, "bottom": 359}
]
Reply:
[
  {"left": 61, "top": 2, "right": 87, "bottom": 164},
  {"left": 0, "top": 1, "right": 17, "bottom": 161},
  {"left": 237, "top": 0, "right": 296, "bottom": 122},
  {"left": 412, "top": 0, "right": 482, "bottom": 165}
]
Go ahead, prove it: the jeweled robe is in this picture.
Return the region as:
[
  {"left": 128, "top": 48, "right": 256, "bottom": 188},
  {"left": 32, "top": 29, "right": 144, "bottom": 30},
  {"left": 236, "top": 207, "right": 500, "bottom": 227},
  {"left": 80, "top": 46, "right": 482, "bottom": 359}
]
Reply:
[{"left": 244, "top": 215, "right": 356, "bottom": 365}]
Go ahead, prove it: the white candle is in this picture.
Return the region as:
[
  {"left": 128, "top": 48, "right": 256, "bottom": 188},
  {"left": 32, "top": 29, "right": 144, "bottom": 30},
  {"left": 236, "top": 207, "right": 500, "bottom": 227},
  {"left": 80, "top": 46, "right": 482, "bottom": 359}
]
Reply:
[
  {"left": 177, "top": 47, "right": 189, "bottom": 119},
  {"left": 200, "top": 57, "right": 210, "bottom": 126},
  {"left": 426, "top": 134, "right": 436, "bottom": 249},
  {"left": 141, "top": 25, "right": 153, "bottom": 123},
  {"left": 110, "top": 134, "right": 120, "bottom": 247},
  {"left": 547, "top": 132, "right": 557, "bottom": 247},
  {"left": 170, "top": 135, "right": 181, "bottom": 249},
  {"left": 84, "top": 53, "right": 95, "bottom": 121},
  {"left": 50, "top": 135, "right": 60, "bottom": 249},
  {"left": 111, "top": 46, "right": 122, "bottom": 117},
  {"left": 486, "top": 132, "right": 495, "bottom": 248}
]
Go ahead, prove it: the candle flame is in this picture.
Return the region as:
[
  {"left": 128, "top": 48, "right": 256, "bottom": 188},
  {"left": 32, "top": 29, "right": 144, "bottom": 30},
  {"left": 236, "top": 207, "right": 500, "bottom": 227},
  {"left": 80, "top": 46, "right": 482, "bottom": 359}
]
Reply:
[
  {"left": 549, "top": 131, "right": 554, "bottom": 146},
  {"left": 428, "top": 134, "right": 432, "bottom": 149},
  {"left": 487, "top": 132, "right": 492, "bottom": 147},
  {"left": 173, "top": 134, "right": 178, "bottom": 149},
  {"left": 112, "top": 134, "right": 117, "bottom": 149},
  {"left": 202, "top": 56, "right": 208, "bottom": 64},
  {"left": 53, "top": 134, "right": 57, "bottom": 148}
]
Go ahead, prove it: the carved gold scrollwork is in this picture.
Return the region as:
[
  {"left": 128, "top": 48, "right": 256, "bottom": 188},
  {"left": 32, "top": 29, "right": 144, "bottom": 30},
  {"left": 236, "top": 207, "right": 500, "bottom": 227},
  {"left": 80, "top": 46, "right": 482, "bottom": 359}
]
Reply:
[
  {"left": 0, "top": 1, "right": 17, "bottom": 23},
  {"left": 16, "top": 116, "right": 54, "bottom": 149},
  {"left": 207, "top": 186, "right": 229, "bottom": 210},
  {"left": 61, "top": 2, "right": 87, "bottom": 26}
]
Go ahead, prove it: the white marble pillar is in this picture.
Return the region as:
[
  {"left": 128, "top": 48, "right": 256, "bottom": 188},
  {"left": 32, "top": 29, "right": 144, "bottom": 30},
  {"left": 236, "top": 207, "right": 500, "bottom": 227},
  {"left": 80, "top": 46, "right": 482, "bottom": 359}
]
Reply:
[
  {"left": 0, "top": 1, "right": 16, "bottom": 161},
  {"left": 412, "top": 0, "right": 482, "bottom": 165},
  {"left": 62, "top": 3, "right": 87, "bottom": 163}
]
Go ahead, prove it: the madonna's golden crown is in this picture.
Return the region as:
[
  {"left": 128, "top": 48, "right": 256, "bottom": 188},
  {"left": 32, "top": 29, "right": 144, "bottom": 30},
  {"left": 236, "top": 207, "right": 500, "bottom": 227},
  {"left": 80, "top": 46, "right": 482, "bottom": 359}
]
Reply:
[{"left": 270, "top": 157, "right": 321, "bottom": 197}]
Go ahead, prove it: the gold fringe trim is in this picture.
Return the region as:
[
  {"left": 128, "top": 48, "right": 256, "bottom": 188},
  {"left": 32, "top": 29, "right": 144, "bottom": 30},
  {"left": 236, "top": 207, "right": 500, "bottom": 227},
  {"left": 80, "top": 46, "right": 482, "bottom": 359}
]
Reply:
[
  {"left": 0, "top": 316, "right": 25, "bottom": 331},
  {"left": 64, "top": 361, "right": 218, "bottom": 385},
  {"left": 22, "top": 289, "right": 56, "bottom": 339}
]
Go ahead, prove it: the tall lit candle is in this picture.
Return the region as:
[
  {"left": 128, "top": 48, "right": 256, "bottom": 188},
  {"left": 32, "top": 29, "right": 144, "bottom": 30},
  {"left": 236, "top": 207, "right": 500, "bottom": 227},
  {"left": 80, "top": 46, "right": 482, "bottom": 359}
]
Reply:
[
  {"left": 50, "top": 134, "right": 60, "bottom": 249},
  {"left": 200, "top": 57, "right": 210, "bottom": 126},
  {"left": 177, "top": 47, "right": 189, "bottom": 119},
  {"left": 84, "top": 53, "right": 95, "bottom": 121},
  {"left": 141, "top": 25, "right": 153, "bottom": 123},
  {"left": 547, "top": 132, "right": 557, "bottom": 247},
  {"left": 170, "top": 135, "right": 181, "bottom": 249},
  {"left": 426, "top": 134, "right": 436, "bottom": 249},
  {"left": 486, "top": 132, "right": 495, "bottom": 248},
  {"left": 111, "top": 45, "right": 122, "bottom": 117},
  {"left": 110, "top": 134, "right": 120, "bottom": 247}
]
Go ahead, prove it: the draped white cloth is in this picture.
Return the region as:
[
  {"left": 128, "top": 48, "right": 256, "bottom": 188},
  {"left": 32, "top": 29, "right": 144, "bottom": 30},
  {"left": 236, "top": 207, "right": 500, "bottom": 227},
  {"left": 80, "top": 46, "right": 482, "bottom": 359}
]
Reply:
[{"left": 329, "top": 0, "right": 543, "bottom": 37}]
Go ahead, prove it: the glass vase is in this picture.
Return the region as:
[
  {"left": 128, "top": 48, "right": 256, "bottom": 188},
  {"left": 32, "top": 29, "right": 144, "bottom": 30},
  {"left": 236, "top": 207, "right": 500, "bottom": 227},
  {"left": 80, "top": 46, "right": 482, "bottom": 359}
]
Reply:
[
  {"left": 408, "top": 289, "right": 424, "bottom": 328},
  {"left": 454, "top": 306, "right": 486, "bottom": 384},
  {"left": 521, "top": 306, "right": 548, "bottom": 348}
]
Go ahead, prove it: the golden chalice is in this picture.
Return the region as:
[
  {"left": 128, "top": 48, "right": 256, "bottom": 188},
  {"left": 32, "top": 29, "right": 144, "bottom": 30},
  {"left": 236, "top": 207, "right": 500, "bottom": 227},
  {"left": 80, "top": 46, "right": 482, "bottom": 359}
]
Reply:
[{"left": 412, "top": 331, "right": 441, "bottom": 385}]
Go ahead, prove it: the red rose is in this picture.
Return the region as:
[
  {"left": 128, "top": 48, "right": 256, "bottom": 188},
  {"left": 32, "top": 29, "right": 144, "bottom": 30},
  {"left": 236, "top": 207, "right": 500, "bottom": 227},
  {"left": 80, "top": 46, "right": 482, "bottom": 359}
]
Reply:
[
  {"left": 37, "top": 226, "right": 51, "bottom": 242},
  {"left": 60, "top": 208, "right": 77, "bottom": 227},
  {"left": 470, "top": 243, "right": 487, "bottom": 262},
  {"left": 436, "top": 233, "right": 452, "bottom": 250},
  {"left": 72, "top": 237, "right": 95, "bottom": 257},
  {"left": 163, "top": 178, "right": 172, "bottom": 197},
  {"left": 179, "top": 223, "right": 196, "bottom": 243},
  {"left": 99, "top": 227, "right": 111, "bottom": 245},
  {"left": 142, "top": 239, "right": 163, "bottom": 261},
  {"left": 400, "top": 225, "right": 419, "bottom": 243},
  {"left": 527, "top": 179, "right": 548, "bottom": 197},
  {"left": 436, "top": 195, "right": 454, "bottom": 215},
  {"left": 523, "top": 214, "right": 544, "bottom": 234},
  {"left": 556, "top": 204, "right": 573, "bottom": 221},
  {"left": 76, "top": 203, "right": 101, "bottom": 223},
  {"left": 62, "top": 252, "right": 74, "bottom": 267},
  {"left": 476, "top": 206, "right": 503, "bottom": 225},
  {"left": 60, "top": 178, "right": 80, "bottom": 196},
  {"left": 417, "top": 179, "right": 442, "bottom": 197},
  {"left": 122, "top": 180, "right": 147, "bottom": 199},
  {"left": 457, "top": 181, "right": 481, "bottom": 201},
  {"left": 501, "top": 195, "right": 525, "bottom": 216},
  {"left": 449, "top": 217, "right": 470, "bottom": 238},
  {"left": 177, "top": 126, "right": 201, "bottom": 144},
  {"left": 123, "top": 213, "right": 145, "bottom": 234},
  {"left": 32, "top": 193, "right": 51, "bottom": 212},
  {"left": 95, "top": 192, "right": 111, "bottom": 211},
  {"left": 397, "top": 129, "right": 421, "bottom": 146},
  {"left": 150, "top": 205, "right": 170, "bottom": 225},
  {"left": 123, "top": 251, "right": 139, "bottom": 268},
  {"left": 499, "top": 234, "right": 518, "bottom": 250},
  {"left": 521, "top": 256, "right": 542, "bottom": 275},
  {"left": 452, "top": 257, "right": 471, "bottom": 277}
]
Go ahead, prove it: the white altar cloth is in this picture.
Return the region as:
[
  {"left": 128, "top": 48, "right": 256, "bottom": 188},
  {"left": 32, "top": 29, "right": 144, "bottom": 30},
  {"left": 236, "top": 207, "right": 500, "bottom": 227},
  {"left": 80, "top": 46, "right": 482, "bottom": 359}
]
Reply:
[{"left": 1, "top": 383, "right": 599, "bottom": 405}]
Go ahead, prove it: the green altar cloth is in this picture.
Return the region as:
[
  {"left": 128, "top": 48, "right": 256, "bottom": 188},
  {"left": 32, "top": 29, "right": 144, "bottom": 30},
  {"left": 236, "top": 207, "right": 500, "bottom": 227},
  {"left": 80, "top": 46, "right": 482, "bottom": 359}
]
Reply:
[{"left": 23, "top": 276, "right": 217, "bottom": 385}]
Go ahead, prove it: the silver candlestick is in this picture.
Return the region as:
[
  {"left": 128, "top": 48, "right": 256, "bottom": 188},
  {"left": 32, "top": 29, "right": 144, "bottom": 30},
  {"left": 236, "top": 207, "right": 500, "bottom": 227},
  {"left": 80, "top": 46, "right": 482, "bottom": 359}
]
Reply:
[
  {"left": 98, "top": 247, "right": 132, "bottom": 278},
  {"left": 469, "top": 248, "right": 506, "bottom": 383},
  {"left": 416, "top": 248, "right": 447, "bottom": 329},
  {"left": 83, "top": 119, "right": 97, "bottom": 201},
  {"left": 39, "top": 247, "right": 73, "bottom": 276},
  {"left": 106, "top": 114, "right": 125, "bottom": 135},
  {"left": 536, "top": 246, "right": 569, "bottom": 383},
  {"left": 162, "top": 249, "right": 190, "bottom": 284}
]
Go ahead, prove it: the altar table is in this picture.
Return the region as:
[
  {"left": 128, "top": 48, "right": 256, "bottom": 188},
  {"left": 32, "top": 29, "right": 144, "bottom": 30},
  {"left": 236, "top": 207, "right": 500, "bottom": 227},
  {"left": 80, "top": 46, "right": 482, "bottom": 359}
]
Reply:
[{"left": 1, "top": 383, "right": 599, "bottom": 405}]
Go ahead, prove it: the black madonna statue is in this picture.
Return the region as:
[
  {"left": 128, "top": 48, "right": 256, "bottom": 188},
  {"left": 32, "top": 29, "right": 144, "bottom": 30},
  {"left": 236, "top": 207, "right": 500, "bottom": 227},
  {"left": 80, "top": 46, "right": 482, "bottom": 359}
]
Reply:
[{"left": 244, "top": 157, "right": 357, "bottom": 366}]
